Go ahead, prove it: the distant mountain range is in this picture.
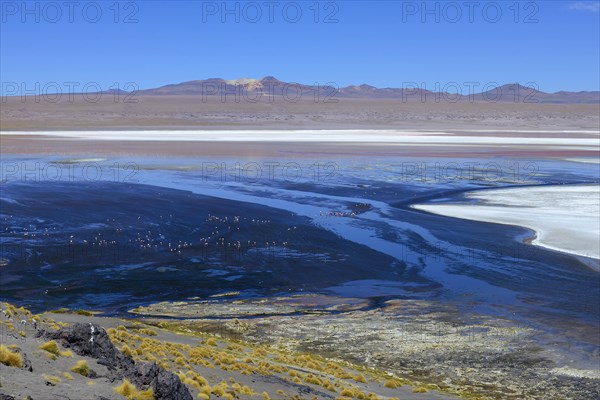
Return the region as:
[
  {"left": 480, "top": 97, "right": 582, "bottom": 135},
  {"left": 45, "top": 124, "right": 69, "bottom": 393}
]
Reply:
[{"left": 133, "top": 77, "right": 600, "bottom": 104}]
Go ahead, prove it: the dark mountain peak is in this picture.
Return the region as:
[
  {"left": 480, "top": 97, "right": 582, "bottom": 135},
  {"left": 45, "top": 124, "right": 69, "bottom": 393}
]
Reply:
[
  {"left": 495, "top": 83, "right": 545, "bottom": 94},
  {"left": 261, "top": 76, "right": 281, "bottom": 84}
]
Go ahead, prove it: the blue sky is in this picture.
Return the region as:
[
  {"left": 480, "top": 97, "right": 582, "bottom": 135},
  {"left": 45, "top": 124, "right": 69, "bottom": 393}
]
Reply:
[{"left": 1, "top": 1, "right": 599, "bottom": 94}]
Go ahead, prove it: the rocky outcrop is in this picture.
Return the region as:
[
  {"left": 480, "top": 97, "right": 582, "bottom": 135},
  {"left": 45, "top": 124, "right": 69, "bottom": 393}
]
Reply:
[
  {"left": 45, "top": 323, "right": 117, "bottom": 367},
  {"left": 127, "top": 361, "right": 193, "bottom": 400},
  {"left": 45, "top": 323, "right": 192, "bottom": 400}
]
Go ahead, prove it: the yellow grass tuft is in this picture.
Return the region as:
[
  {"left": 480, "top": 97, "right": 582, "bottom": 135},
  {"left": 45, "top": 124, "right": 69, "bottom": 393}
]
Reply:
[
  {"left": 174, "top": 356, "right": 186, "bottom": 366},
  {"left": 62, "top": 372, "right": 74, "bottom": 380},
  {"left": 191, "top": 372, "right": 208, "bottom": 387},
  {"left": 412, "top": 386, "right": 428, "bottom": 393},
  {"left": 114, "top": 379, "right": 155, "bottom": 400},
  {"left": 39, "top": 340, "right": 60, "bottom": 355},
  {"left": 199, "top": 385, "right": 211, "bottom": 396},
  {"left": 42, "top": 374, "right": 61, "bottom": 386},
  {"left": 60, "top": 350, "right": 75, "bottom": 358},
  {"left": 120, "top": 344, "right": 135, "bottom": 357},
  {"left": 0, "top": 344, "right": 23, "bottom": 368},
  {"left": 322, "top": 380, "right": 336, "bottom": 392},
  {"left": 262, "top": 392, "right": 271, "bottom": 400},
  {"left": 70, "top": 360, "right": 90, "bottom": 377},
  {"left": 384, "top": 379, "right": 402, "bottom": 389},
  {"left": 304, "top": 374, "right": 323, "bottom": 385},
  {"left": 137, "top": 328, "right": 157, "bottom": 336},
  {"left": 240, "top": 385, "right": 254, "bottom": 395},
  {"left": 211, "top": 381, "right": 228, "bottom": 397}
]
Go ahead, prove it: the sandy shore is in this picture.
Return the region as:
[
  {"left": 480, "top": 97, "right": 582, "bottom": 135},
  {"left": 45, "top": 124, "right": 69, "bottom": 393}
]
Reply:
[{"left": 413, "top": 185, "right": 600, "bottom": 267}]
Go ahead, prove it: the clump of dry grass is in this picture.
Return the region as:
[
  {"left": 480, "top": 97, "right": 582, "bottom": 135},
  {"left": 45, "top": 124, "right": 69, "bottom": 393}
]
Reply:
[
  {"left": 211, "top": 381, "right": 229, "bottom": 397},
  {"left": 174, "top": 356, "right": 186, "bottom": 366},
  {"left": 120, "top": 344, "right": 135, "bottom": 357},
  {"left": 39, "top": 340, "right": 60, "bottom": 355},
  {"left": 60, "top": 349, "right": 75, "bottom": 358},
  {"left": 62, "top": 372, "right": 74, "bottom": 380},
  {"left": 42, "top": 374, "right": 61, "bottom": 386},
  {"left": 136, "top": 328, "right": 157, "bottom": 336},
  {"left": 70, "top": 360, "right": 90, "bottom": 377},
  {"left": 114, "top": 379, "right": 155, "bottom": 400},
  {"left": 38, "top": 339, "right": 74, "bottom": 360},
  {"left": 304, "top": 374, "right": 323, "bottom": 385},
  {"left": 322, "top": 380, "right": 336, "bottom": 392},
  {"left": 0, "top": 344, "right": 23, "bottom": 368},
  {"left": 198, "top": 384, "right": 212, "bottom": 399},
  {"left": 384, "top": 379, "right": 402, "bottom": 388},
  {"left": 412, "top": 386, "right": 428, "bottom": 393}
]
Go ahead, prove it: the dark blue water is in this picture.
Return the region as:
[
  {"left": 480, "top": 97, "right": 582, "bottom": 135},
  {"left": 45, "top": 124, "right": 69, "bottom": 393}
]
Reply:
[{"left": 0, "top": 155, "right": 598, "bottom": 370}]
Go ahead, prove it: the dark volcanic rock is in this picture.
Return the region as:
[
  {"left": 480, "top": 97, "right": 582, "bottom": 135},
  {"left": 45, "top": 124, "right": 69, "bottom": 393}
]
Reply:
[
  {"left": 45, "top": 323, "right": 192, "bottom": 400},
  {"left": 127, "top": 362, "right": 193, "bottom": 400},
  {"left": 45, "top": 323, "right": 118, "bottom": 365}
]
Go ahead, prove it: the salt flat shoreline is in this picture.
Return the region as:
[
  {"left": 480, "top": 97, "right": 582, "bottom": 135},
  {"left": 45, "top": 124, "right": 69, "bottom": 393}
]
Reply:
[
  {"left": 413, "top": 184, "right": 600, "bottom": 269},
  {"left": 1, "top": 129, "right": 598, "bottom": 160},
  {"left": 1, "top": 129, "right": 599, "bottom": 144}
]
